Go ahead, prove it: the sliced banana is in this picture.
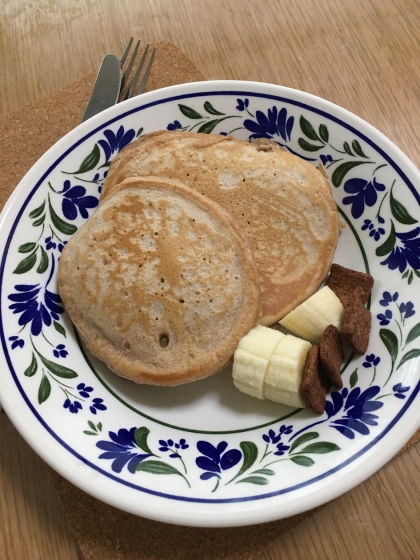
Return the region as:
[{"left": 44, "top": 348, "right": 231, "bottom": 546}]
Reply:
[
  {"left": 279, "top": 286, "right": 345, "bottom": 344},
  {"left": 264, "top": 334, "right": 311, "bottom": 408},
  {"left": 232, "top": 325, "right": 284, "bottom": 399}
]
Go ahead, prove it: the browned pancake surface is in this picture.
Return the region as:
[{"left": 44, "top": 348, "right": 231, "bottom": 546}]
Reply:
[
  {"left": 58, "top": 177, "right": 260, "bottom": 385},
  {"left": 101, "top": 131, "right": 339, "bottom": 324}
]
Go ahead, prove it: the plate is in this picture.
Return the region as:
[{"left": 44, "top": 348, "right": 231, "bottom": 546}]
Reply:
[{"left": 1, "top": 81, "right": 419, "bottom": 527}]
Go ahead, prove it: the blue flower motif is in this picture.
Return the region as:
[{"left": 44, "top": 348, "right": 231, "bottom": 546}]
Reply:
[
  {"left": 400, "top": 301, "right": 415, "bottom": 319},
  {"left": 392, "top": 383, "right": 410, "bottom": 399},
  {"left": 380, "top": 291, "right": 398, "bottom": 306},
  {"left": 9, "top": 335, "right": 24, "bottom": 349},
  {"left": 196, "top": 441, "right": 242, "bottom": 480},
  {"left": 262, "top": 424, "right": 293, "bottom": 444},
  {"left": 63, "top": 399, "right": 82, "bottom": 414},
  {"left": 381, "top": 227, "right": 420, "bottom": 273},
  {"left": 53, "top": 344, "right": 68, "bottom": 358},
  {"left": 60, "top": 180, "right": 98, "bottom": 221},
  {"left": 342, "top": 177, "right": 386, "bottom": 219},
  {"left": 377, "top": 309, "right": 392, "bottom": 325},
  {"left": 77, "top": 382, "right": 93, "bottom": 398},
  {"left": 159, "top": 438, "right": 189, "bottom": 458},
  {"left": 361, "top": 219, "right": 385, "bottom": 241},
  {"left": 58, "top": 241, "right": 67, "bottom": 253},
  {"left": 8, "top": 281, "right": 64, "bottom": 336},
  {"left": 274, "top": 442, "right": 290, "bottom": 456},
  {"left": 167, "top": 120, "right": 183, "bottom": 131},
  {"left": 45, "top": 236, "right": 57, "bottom": 250},
  {"left": 236, "top": 98, "right": 249, "bottom": 111},
  {"left": 244, "top": 106, "right": 294, "bottom": 143},
  {"left": 90, "top": 398, "right": 107, "bottom": 415},
  {"left": 320, "top": 154, "right": 333, "bottom": 165},
  {"left": 363, "top": 354, "right": 380, "bottom": 368},
  {"left": 98, "top": 126, "right": 136, "bottom": 162},
  {"left": 326, "top": 386, "right": 383, "bottom": 439},
  {"left": 97, "top": 427, "right": 151, "bottom": 473}
]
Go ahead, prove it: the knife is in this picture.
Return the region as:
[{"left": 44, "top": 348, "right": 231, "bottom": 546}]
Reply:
[{"left": 81, "top": 54, "right": 121, "bottom": 122}]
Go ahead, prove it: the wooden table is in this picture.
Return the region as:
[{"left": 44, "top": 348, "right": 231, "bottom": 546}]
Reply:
[{"left": 1, "top": 0, "right": 419, "bottom": 558}]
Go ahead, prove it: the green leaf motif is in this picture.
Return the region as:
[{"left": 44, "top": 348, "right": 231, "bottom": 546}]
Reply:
[
  {"left": 18, "top": 242, "right": 37, "bottom": 253},
  {"left": 48, "top": 196, "right": 77, "bottom": 236},
  {"left": 290, "top": 455, "right": 314, "bottom": 467},
  {"left": 53, "top": 320, "right": 66, "bottom": 337},
  {"left": 289, "top": 432, "right": 319, "bottom": 454},
  {"left": 98, "top": 422, "right": 103, "bottom": 431},
  {"left": 134, "top": 427, "right": 154, "bottom": 455},
  {"left": 319, "top": 124, "right": 329, "bottom": 143},
  {"left": 299, "top": 116, "right": 320, "bottom": 141},
  {"left": 343, "top": 141, "right": 354, "bottom": 156},
  {"left": 136, "top": 127, "right": 144, "bottom": 137},
  {"left": 397, "top": 349, "right": 420, "bottom": 370},
  {"left": 88, "top": 420, "right": 96, "bottom": 431},
  {"left": 37, "top": 353, "right": 78, "bottom": 378},
  {"left": 197, "top": 118, "right": 226, "bottom": 134},
  {"left": 236, "top": 476, "right": 269, "bottom": 485},
  {"left": 70, "top": 144, "right": 101, "bottom": 174},
  {"left": 178, "top": 104, "right": 203, "bottom": 119},
  {"left": 379, "top": 328, "right": 398, "bottom": 372},
  {"left": 296, "top": 442, "right": 340, "bottom": 454},
  {"left": 29, "top": 201, "right": 46, "bottom": 219},
  {"left": 252, "top": 468, "right": 275, "bottom": 476},
  {"left": 13, "top": 252, "right": 37, "bottom": 274},
  {"left": 298, "top": 138, "right": 325, "bottom": 152},
  {"left": 349, "top": 369, "right": 358, "bottom": 388},
  {"left": 331, "top": 161, "right": 371, "bottom": 188},
  {"left": 38, "top": 375, "right": 51, "bottom": 404},
  {"left": 402, "top": 270, "right": 409, "bottom": 279},
  {"left": 408, "top": 271, "right": 414, "bottom": 284},
  {"left": 351, "top": 140, "right": 368, "bottom": 158},
  {"left": 33, "top": 216, "right": 45, "bottom": 227},
  {"left": 83, "top": 431, "right": 98, "bottom": 436},
  {"left": 236, "top": 441, "right": 258, "bottom": 478},
  {"left": 390, "top": 189, "right": 418, "bottom": 225},
  {"left": 204, "top": 101, "right": 225, "bottom": 115},
  {"left": 136, "top": 460, "right": 183, "bottom": 477},
  {"left": 376, "top": 220, "right": 396, "bottom": 257},
  {"left": 36, "top": 247, "right": 49, "bottom": 274},
  {"left": 24, "top": 353, "right": 38, "bottom": 377},
  {"left": 405, "top": 323, "right": 420, "bottom": 345}
]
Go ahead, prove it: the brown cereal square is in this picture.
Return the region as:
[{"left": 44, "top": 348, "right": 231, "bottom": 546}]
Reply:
[
  {"left": 326, "top": 263, "right": 374, "bottom": 305},
  {"left": 341, "top": 299, "right": 371, "bottom": 354},
  {"left": 301, "top": 345, "right": 331, "bottom": 415},
  {"left": 319, "top": 325, "right": 344, "bottom": 389}
]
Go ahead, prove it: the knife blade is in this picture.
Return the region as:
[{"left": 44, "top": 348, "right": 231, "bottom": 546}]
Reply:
[{"left": 81, "top": 54, "right": 121, "bottom": 122}]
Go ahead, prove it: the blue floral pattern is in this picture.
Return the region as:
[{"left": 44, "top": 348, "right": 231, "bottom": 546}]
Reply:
[{"left": 2, "top": 90, "right": 419, "bottom": 504}]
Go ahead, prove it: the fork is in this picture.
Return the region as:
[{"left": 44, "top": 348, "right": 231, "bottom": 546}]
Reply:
[{"left": 119, "top": 38, "right": 156, "bottom": 101}]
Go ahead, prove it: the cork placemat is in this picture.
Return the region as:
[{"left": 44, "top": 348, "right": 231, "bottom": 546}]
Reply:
[{"left": 2, "top": 40, "right": 419, "bottom": 560}]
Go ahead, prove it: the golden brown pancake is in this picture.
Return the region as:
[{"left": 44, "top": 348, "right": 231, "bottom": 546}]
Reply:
[
  {"left": 101, "top": 130, "right": 339, "bottom": 324},
  {"left": 58, "top": 176, "right": 261, "bottom": 386}
]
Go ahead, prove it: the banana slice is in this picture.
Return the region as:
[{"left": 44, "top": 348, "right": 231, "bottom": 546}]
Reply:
[
  {"left": 232, "top": 325, "right": 285, "bottom": 399},
  {"left": 279, "top": 286, "right": 345, "bottom": 344},
  {"left": 264, "top": 334, "right": 311, "bottom": 407}
]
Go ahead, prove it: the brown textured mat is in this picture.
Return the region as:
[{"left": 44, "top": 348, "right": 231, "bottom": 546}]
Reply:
[{"left": 2, "top": 40, "right": 419, "bottom": 560}]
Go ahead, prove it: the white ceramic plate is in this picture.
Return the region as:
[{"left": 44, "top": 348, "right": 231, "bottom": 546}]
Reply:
[{"left": 1, "top": 81, "right": 419, "bottom": 527}]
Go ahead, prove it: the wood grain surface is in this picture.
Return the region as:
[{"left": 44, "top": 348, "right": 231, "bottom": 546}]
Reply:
[{"left": 1, "top": 0, "right": 420, "bottom": 559}]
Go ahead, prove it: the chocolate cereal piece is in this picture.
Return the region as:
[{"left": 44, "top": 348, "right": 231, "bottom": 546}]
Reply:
[
  {"left": 326, "top": 263, "right": 374, "bottom": 305},
  {"left": 319, "top": 325, "right": 344, "bottom": 389},
  {"left": 301, "top": 345, "right": 331, "bottom": 415},
  {"left": 341, "top": 299, "right": 371, "bottom": 354}
]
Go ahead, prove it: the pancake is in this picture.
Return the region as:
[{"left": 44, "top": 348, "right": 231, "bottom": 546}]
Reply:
[
  {"left": 58, "top": 176, "right": 261, "bottom": 386},
  {"left": 101, "top": 130, "right": 339, "bottom": 324}
]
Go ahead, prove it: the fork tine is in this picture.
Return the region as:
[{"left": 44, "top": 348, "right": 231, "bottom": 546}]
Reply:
[
  {"left": 135, "top": 47, "right": 156, "bottom": 96},
  {"left": 122, "top": 44, "right": 150, "bottom": 101},
  {"left": 121, "top": 39, "right": 140, "bottom": 90},
  {"left": 120, "top": 37, "right": 133, "bottom": 67}
]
